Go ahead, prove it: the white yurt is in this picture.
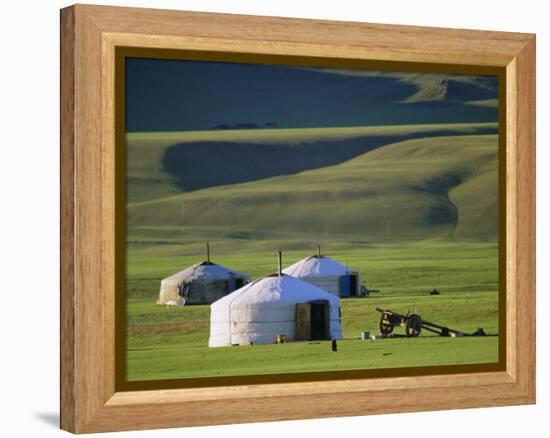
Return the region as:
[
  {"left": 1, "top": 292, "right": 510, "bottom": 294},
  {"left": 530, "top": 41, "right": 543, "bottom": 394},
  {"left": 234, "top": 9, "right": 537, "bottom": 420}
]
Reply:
[
  {"left": 209, "top": 272, "right": 342, "bottom": 347},
  {"left": 157, "top": 244, "right": 250, "bottom": 306},
  {"left": 283, "top": 248, "right": 361, "bottom": 297}
]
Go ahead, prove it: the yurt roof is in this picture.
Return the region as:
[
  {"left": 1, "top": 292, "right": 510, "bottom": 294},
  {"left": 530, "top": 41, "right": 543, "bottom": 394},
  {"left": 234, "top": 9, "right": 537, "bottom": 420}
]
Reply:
[
  {"left": 282, "top": 255, "right": 352, "bottom": 277},
  {"left": 162, "top": 261, "right": 249, "bottom": 285},
  {"left": 212, "top": 273, "right": 339, "bottom": 308}
]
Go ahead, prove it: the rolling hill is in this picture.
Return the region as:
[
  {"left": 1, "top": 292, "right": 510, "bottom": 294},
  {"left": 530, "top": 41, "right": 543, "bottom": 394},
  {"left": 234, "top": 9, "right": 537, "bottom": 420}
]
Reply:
[
  {"left": 126, "top": 123, "right": 497, "bottom": 203},
  {"left": 313, "top": 69, "right": 498, "bottom": 103},
  {"left": 126, "top": 59, "right": 498, "bottom": 132},
  {"left": 127, "top": 133, "right": 498, "bottom": 241}
]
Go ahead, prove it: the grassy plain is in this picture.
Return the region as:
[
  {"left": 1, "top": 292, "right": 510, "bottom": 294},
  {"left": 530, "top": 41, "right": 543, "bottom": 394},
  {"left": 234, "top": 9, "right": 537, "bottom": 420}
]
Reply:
[
  {"left": 125, "top": 123, "right": 500, "bottom": 381},
  {"left": 126, "top": 240, "right": 499, "bottom": 381},
  {"left": 127, "top": 289, "right": 498, "bottom": 381}
]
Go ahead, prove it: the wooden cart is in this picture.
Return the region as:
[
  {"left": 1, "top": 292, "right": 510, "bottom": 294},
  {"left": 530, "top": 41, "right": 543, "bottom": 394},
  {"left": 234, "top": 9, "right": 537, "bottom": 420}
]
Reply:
[{"left": 376, "top": 307, "right": 468, "bottom": 338}]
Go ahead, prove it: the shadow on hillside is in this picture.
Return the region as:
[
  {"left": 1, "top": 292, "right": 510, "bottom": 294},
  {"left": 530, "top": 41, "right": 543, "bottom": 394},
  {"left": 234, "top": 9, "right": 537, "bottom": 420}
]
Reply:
[
  {"left": 163, "top": 126, "right": 497, "bottom": 193},
  {"left": 411, "top": 172, "right": 468, "bottom": 227}
]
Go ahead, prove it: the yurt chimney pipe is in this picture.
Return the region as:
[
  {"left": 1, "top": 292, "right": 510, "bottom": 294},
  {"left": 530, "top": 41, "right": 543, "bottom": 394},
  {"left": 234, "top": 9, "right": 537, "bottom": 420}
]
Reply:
[
  {"left": 278, "top": 251, "right": 283, "bottom": 276},
  {"left": 317, "top": 245, "right": 321, "bottom": 257},
  {"left": 206, "top": 241, "right": 211, "bottom": 263}
]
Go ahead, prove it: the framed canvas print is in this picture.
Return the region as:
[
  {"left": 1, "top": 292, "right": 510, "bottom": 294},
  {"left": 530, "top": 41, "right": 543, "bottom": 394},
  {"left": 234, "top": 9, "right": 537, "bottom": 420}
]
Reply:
[{"left": 60, "top": 4, "right": 536, "bottom": 433}]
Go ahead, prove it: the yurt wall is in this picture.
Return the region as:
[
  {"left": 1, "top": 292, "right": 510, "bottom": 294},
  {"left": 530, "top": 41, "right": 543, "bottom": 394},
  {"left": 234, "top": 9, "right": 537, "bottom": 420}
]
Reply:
[
  {"left": 209, "top": 274, "right": 342, "bottom": 347},
  {"left": 157, "top": 262, "right": 250, "bottom": 306},
  {"left": 299, "top": 276, "right": 341, "bottom": 296},
  {"left": 184, "top": 280, "right": 231, "bottom": 305}
]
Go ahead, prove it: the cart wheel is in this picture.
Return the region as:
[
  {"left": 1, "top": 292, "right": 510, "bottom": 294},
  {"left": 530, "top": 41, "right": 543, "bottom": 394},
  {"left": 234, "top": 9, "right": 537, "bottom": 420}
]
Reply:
[
  {"left": 406, "top": 314, "right": 422, "bottom": 337},
  {"left": 380, "top": 320, "right": 394, "bottom": 335}
]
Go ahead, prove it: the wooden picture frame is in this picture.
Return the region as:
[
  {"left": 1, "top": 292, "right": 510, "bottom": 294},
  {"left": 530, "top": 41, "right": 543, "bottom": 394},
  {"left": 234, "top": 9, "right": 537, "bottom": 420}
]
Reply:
[{"left": 60, "top": 4, "right": 536, "bottom": 433}]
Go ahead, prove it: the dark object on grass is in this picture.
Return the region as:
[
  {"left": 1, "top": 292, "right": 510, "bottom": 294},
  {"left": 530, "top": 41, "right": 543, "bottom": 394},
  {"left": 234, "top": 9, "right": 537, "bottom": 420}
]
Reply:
[
  {"left": 429, "top": 288, "right": 441, "bottom": 295},
  {"left": 362, "top": 286, "right": 381, "bottom": 295},
  {"left": 472, "top": 328, "right": 487, "bottom": 336},
  {"left": 332, "top": 339, "right": 338, "bottom": 352}
]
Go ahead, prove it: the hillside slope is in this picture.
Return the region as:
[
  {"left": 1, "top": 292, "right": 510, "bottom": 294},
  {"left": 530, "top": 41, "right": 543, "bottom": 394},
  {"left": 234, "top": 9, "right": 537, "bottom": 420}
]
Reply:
[
  {"left": 126, "top": 123, "right": 497, "bottom": 203},
  {"left": 316, "top": 69, "right": 498, "bottom": 103},
  {"left": 126, "top": 59, "right": 498, "bottom": 132},
  {"left": 127, "top": 134, "right": 498, "bottom": 241}
]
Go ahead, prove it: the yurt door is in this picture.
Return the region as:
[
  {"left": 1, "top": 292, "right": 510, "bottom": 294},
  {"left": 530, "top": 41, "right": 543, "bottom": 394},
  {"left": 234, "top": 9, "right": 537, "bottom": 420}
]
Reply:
[
  {"left": 296, "top": 302, "right": 329, "bottom": 340},
  {"left": 310, "top": 302, "right": 328, "bottom": 340},
  {"left": 340, "top": 275, "right": 351, "bottom": 297},
  {"left": 349, "top": 274, "right": 359, "bottom": 297},
  {"left": 340, "top": 274, "right": 359, "bottom": 297},
  {"left": 295, "top": 304, "right": 311, "bottom": 340},
  {"left": 228, "top": 277, "right": 245, "bottom": 292},
  {"left": 234, "top": 278, "right": 245, "bottom": 290}
]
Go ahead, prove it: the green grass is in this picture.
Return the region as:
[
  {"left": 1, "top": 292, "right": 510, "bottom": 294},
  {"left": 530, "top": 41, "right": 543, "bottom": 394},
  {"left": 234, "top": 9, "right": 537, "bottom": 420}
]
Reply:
[
  {"left": 126, "top": 240, "right": 497, "bottom": 295},
  {"left": 126, "top": 240, "right": 499, "bottom": 381},
  {"left": 127, "top": 123, "right": 497, "bottom": 147},
  {"left": 126, "top": 123, "right": 496, "bottom": 203},
  {"left": 124, "top": 124, "right": 500, "bottom": 381},
  {"left": 127, "top": 133, "right": 498, "bottom": 240},
  {"left": 465, "top": 99, "right": 499, "bottom": 108},
  {"left": 126, "top": 290, "right": 498, "bottom": 381}
]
